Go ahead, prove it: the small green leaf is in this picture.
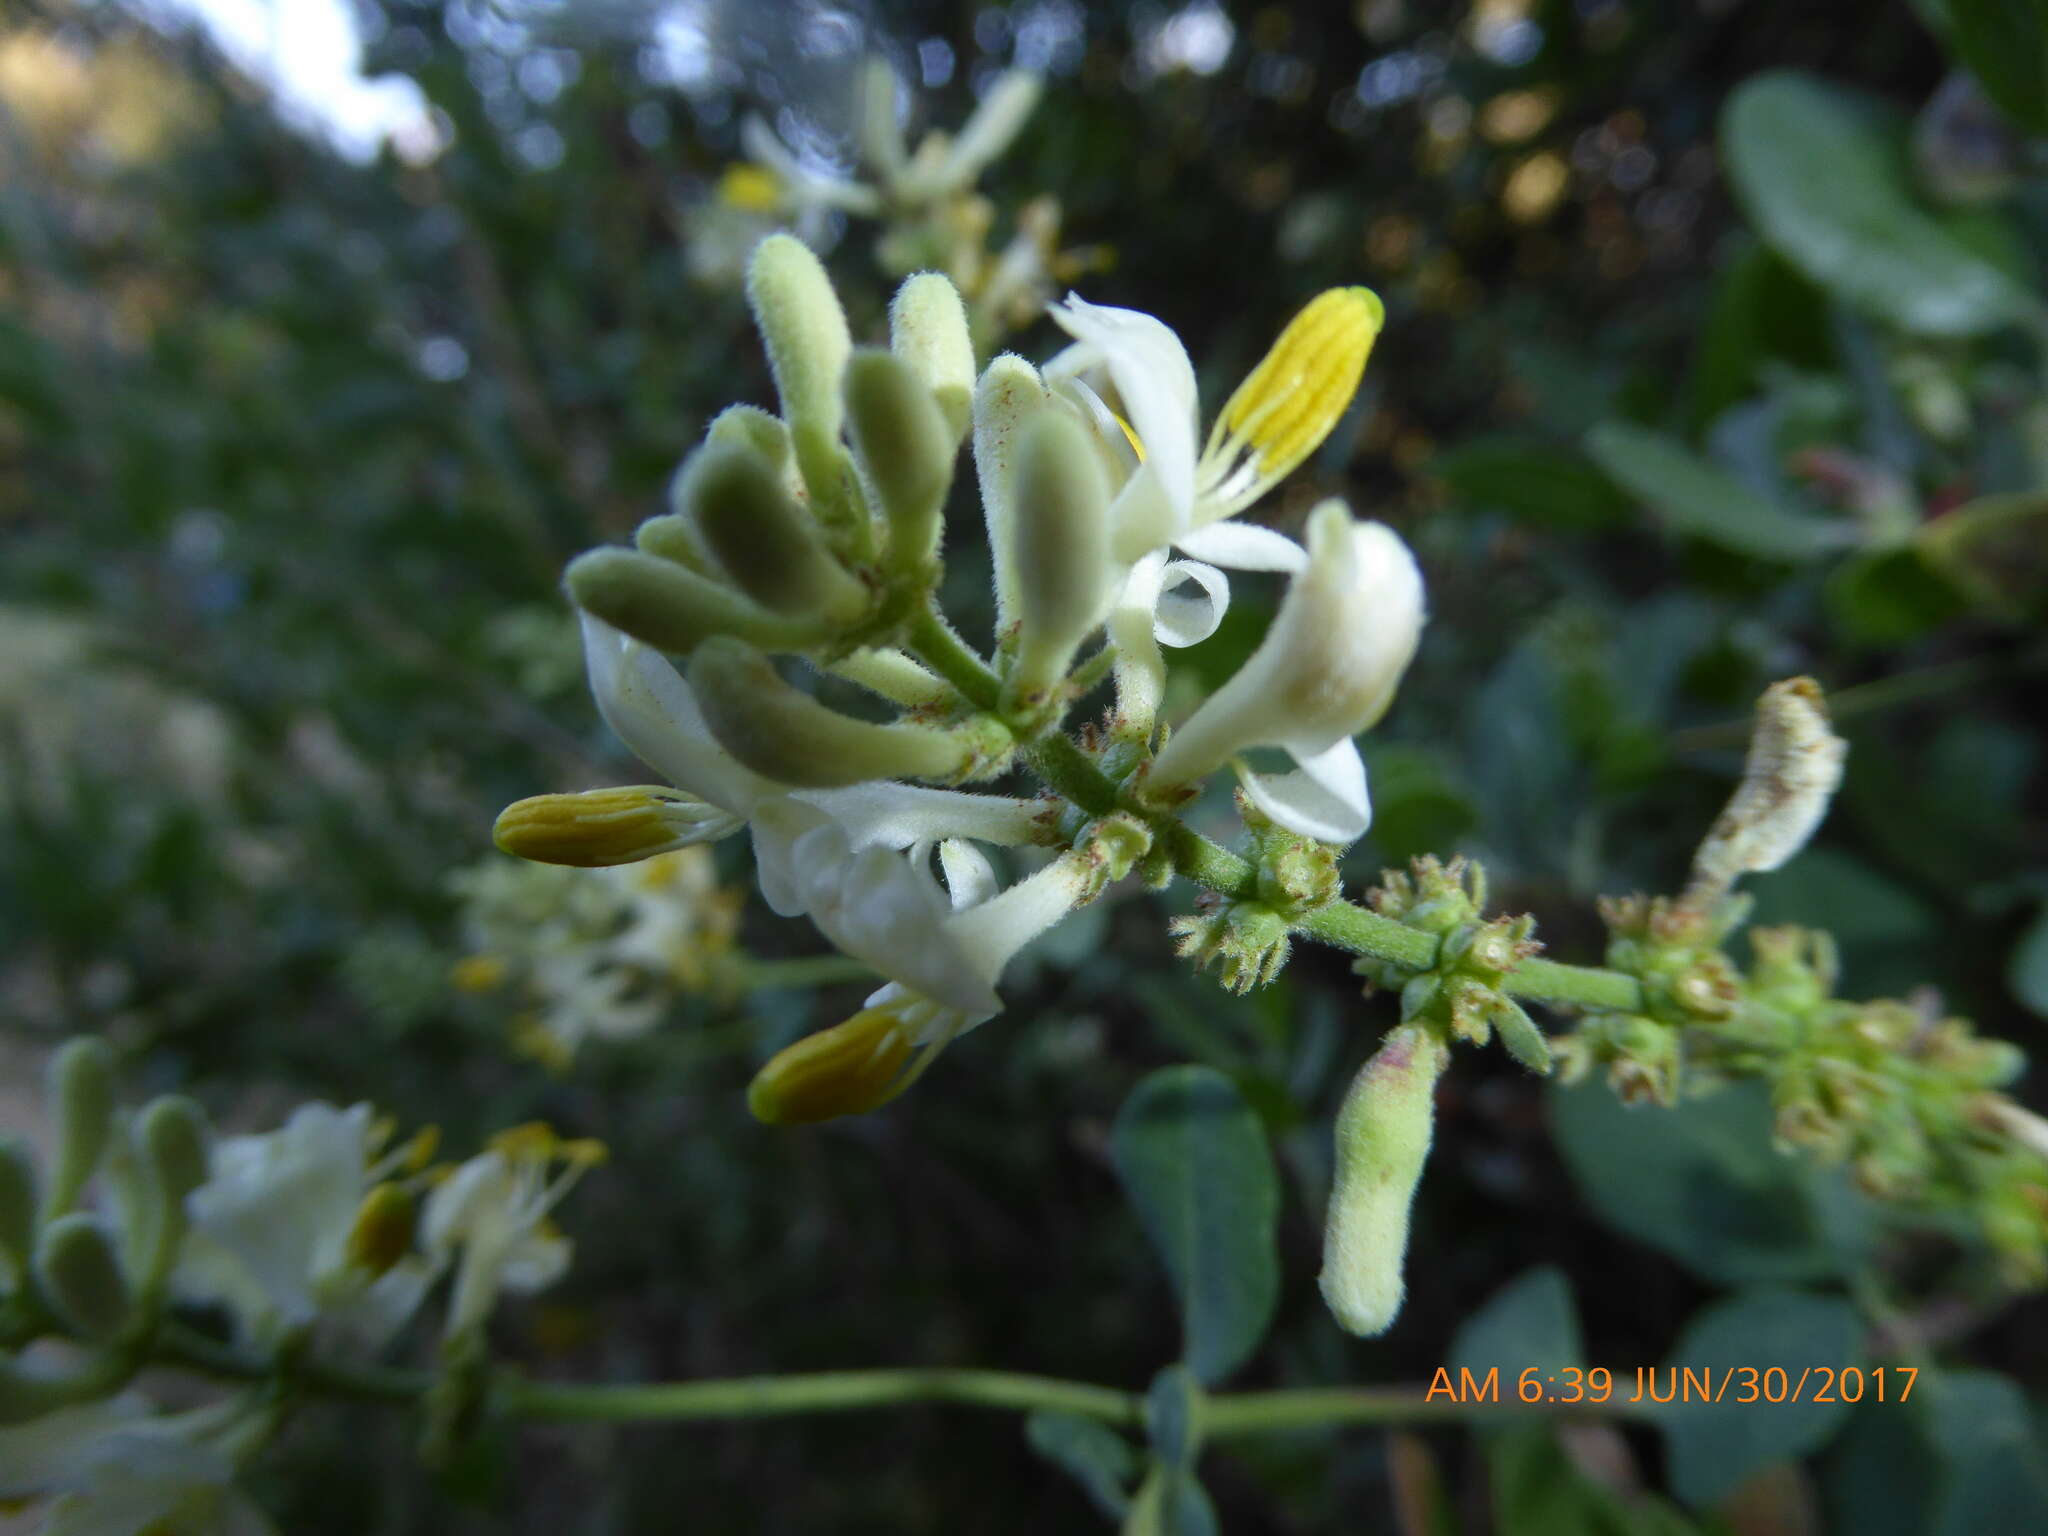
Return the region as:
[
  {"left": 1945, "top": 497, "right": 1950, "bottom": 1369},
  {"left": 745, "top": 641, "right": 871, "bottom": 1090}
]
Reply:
[
  {"left": 1549, "top": 1078, "right": 1871, "bottom": 1288},
  {"left": 1920, "top": 1370, "right": 2048, "bottom": 1534},
  {"left": 1026, "top": 1411, "right": 1140, "bottom": 1522},
  {"left": 1722, "top": 72, "right": 2039, "bottom": 336},
  {"left": 1824, "top": 545, "right": 1967, "bottom": 647},
  {"left": 1452, "top": 1267, "right": 1583, "bottom": 1389},
  {"left": 1122, "top": 1464, "right": 1221, "bottom": 1536},
  {"left": 1144, "top": 1365, "right": 1202, "bottom": 1468},
  {"left": 1489, "top": 1424, "right": 1704, "bottom": 1535},
  {"left": 1112, "top": 1067, "right": 1280, "bottom": 1386},
  {"left": 1653, "top": 1289, "right": 1862, "bottom": 1507},
  {"left": 1585, "top": 422, "right": 1852, "bottom": 563},
  {"left": 1430, "top": 438, "right": 1632, "bottom": 530},
  {"left": 1945, "top": 0, "right": 2048, "bottom": 133}
]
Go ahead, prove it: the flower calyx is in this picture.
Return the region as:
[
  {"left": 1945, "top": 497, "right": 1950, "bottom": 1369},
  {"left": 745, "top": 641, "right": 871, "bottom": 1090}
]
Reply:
[
  {"left": 1598, "top": 892, "right": 1746, "bottom": 1026},
  {"left": 1170, "top": 892, "right": 1291, "bottom": 995},
  {"left": 1354, "top": 856, "right": 1549, "bottom": 1072}
]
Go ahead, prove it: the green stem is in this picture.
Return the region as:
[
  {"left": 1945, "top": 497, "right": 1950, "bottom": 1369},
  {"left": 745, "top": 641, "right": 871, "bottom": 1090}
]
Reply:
[
  {"left": 157, "top": 1323, "right": 427, "bottom": 1405},
  {"left": 1201, "top": 1388, "right": 1475, "bottom": 1434},
  {"left": 507, "top": 1369, "right": 1142, "bottom": 1427},
  {"left": 905, "top": 605, "right": 999, "bottom": 710},
  {"left": 1026, "top": 734, "right": 1122, "bottom": 817},
  {"left": 1507, "top": 957, "right": 1644, "bottom": 1013}
]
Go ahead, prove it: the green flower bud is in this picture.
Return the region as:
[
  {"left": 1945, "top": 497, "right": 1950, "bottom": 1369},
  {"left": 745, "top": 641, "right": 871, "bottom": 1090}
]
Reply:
[
  {"left": 567, "top": 547, "right": 829, "bottom": 658},
  {"left": 690, "top": 636, "right": 999, "bottom": 787},
  {"left": 137, "top": 1096, "right": 211, "bottom": 1209},
  {"left": 1004, "top": 410, "right": 1112, "bottom": 713},
  {"left": 45, "top": 1037, "right": 114, "bottom": 1219},
  {"left": 679, "top": 441, "right": 870, "bottom": 623},
  {"left": 35, "top": 1213, "right": 132, "bottom": 1341},
  {"left": 0, "top": 1139, "right": 36, "bottom": 1278},
  {"left": 971, "top": 354, "right": 1050, "bottom": 630},
  {"left": 1319, "top": 1024, "right": 1446, "bottom": 1338},
  {"left": 709, "top": 400, "right": 794, "bottom": 458},
  {"left": 890, "top": 273, "right": 976, "bottom": 441},
  {"left": 633, "top": 512, "right": 714, "bottom": 575},
  {"left": 855, "top": 56, "right": 907, "bottom": 182},
  {"left": 746, "top": 234, "right": 852, "bottom": 505},
  {"left": 844, "top": 349, "right": 956, "bottom": 578}
]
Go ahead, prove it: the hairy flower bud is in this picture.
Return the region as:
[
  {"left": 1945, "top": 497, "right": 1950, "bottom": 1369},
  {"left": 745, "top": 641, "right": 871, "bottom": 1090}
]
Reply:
[
  {"left": 972, "top": 354, "right": 1051, "bottom": 629},
  {"left": 844, "top": 349, "right": 956, "bottom": 575},
  {"left": 567, "top": 547, "right": 830, "bottom": 657},
  {"left": 494, "top": 785, "right": 744, "bottom": 866},
  {"left": 890, "top": 272, "right": 977, "bottom": 441},
  {"left": 746, "top": 234, "right": 852, "bottom": 503},
  {"left": 46, "top": 1037, "right": 114, "bottom": 1219},
  {"left": 678, "top": 440, "right": 870, "bottom": 623},
  {"left": 690, "top": 636, "right": 996, "bottom": 787},
  {"left": 1319, "top": 1024, "right": 1446, "bottom": 1337},
  {"left": 1683, "top": 677, "right": 1847, "bottom": 911},
  {"left": 1005, "top": 410, "right": 1113, "bottom": 711},
  {"left": 35, "top": 1213, "right": 132, "bottom": 1341},
  {"left": 137, "top": 1095, "right": 211, "bottom": 1208},
  {"left": 1148, "top": 505, "right": 1425, "bottom": 843}
]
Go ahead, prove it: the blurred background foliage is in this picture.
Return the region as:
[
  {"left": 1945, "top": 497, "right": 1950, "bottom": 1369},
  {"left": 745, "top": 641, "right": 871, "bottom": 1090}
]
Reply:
[{"left": 2, "top": 0, "right": 2046, "bottom": 1529}]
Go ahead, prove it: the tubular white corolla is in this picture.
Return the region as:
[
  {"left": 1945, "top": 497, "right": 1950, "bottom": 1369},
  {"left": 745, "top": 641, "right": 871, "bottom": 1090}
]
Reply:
[{"left": 1145, "top": 504, "right": 1425, "bottom": 845}]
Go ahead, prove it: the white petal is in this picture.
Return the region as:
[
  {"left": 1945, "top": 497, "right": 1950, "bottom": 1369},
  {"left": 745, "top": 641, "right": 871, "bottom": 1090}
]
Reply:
[
  {"left": 1174, "top": 520, "right": 1309, "bottom": 574},
  {"left": 579, "top": 614, "right": 778, "bottom": 814},
  {"left": 1235, "top": 739, "right": 1373, "bottom": 845},
  {"left": 1048, "top": 376, "right": 1141, "bottom": 484},
  {"left": 1049, "top": 295, "right": 1198, "bottom": 518},
  {"left": 748, "top": 798, "right": 834, "bottom": 917},
  {"left": 1152, "top": 561, "right": 1231, "bottom": 648},
  {"left": 938, "top": 840, "right": 1000, "bottom": 911},
  {"left": 1109, "top": 549, "right": 1171, "bottom": 730},
  {"left": 796, "top": 783, "right": 1042, "bottom": 849},
  {"left": 1107, "top": 461, "right": 1184, "bottom": 565}
]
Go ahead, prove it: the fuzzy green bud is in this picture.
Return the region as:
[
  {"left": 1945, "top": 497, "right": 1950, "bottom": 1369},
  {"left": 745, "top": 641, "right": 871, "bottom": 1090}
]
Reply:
[
  {"left": 690, "top": 636, "right": 998, "bottom": 787},
  {"left": 679, "top": 441, "right": 870, "bottom": 623},
  {"left": 706, "top": 402, "right": 795, "bottom": 472},
  {"left": 567, "top": 547, "right": 829, "bottom": 657},
  {"left": 844, "top": 349, "right": 956, "bottom": 577},
  {"left": 633, "top": 512, "right": 713, "bottom": 574},
  {"left": 746, "top": 234, "right": 852, "bottom": 505},
  {"left": 45, "top": 1037, "right": 114, "bottom": 1219},
  {"left": 971, "top": 354, "right": 1050, "bottom": 629},
  {"left": 1004, "top": 410, "right": 1113, "bottom": 713},
  {"left": 35, "top": 1213, "right": 132, "bottom": 1341},
  {"left": 1319, "top": 1024, "right": 1446, "bottom": 1337},
  {"left": 137, "top": 1096, "right": 211, "bottom": 1209},
  {"left": 890, "top": 273, "right": 976, "bottom": 441},
  {"left": 0, "top": 1139, "right": 36, "bottom": 1279}
]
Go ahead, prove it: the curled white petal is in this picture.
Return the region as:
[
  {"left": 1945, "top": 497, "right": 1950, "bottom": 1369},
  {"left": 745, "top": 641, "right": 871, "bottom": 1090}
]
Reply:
[
  {"left": 579, "top": 613, "right": 778, "bottom": 816},
  {"left": 1235, "top": 739, "right": 1373, "bottom": 845},
  {"left": 1174, "top": 520, "right": 1309, "bottom": 574},
  {"left": 1153, "top": 560, "right": 1231, "bottom": 648},
  {"left": 938, "top": 839, "right": 1001, "bottom": 911}
]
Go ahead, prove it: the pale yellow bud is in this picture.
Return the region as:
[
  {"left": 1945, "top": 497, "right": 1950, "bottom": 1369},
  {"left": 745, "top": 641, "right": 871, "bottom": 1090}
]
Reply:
[
  {"left": 1683, "top": 677, "right": 1847, "bottom": 911},
  {"left": 746, "top": 233, "right": 852, "bottom": 505},
  {"left": 494, "top": 785, "right": 740, "bottom": 867},
  {"left": 1005, "top": 410, "right": 1113, "bottom": 710},
  {"left": 971, "top": 354, "right": 1050, "bottom": 628},
  {"left": 747, "top": 1006, "right": 916, "bottom": 1125},
  {"left": 844, "top": 349, "right": 956, "bottom": 575},
  {"left": 890, "top": 273, "right": 977, "bottom": 440},
  {"left": 678, "top": 440, "right": 870, "bottom": 624},
  {"left": 567, "top": 547, "right": 829, "bottom": 657}
]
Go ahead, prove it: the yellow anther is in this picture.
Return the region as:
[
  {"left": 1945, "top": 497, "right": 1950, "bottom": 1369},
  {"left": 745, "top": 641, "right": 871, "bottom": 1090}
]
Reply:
[
  {"left": 345, "top": 1183, "right": 416, "bottom": 1278},
  {"left": 1213, "top": 286, "right": 1384, "bottom": 480},
  {"left": 747, "top": 1006, "right": 916, "bottom": 1126},
  {"left": 486, "top": 1120, "right": 608, "bottom": 1169},
  {"left": 718, "top": 162, "right": 783, "bottom": 213},
  {"left": 452, "top": 954, "right": 508, "bottom": 993},
  {"left": 401, "top": 1125, "right": 441, "bottom": 1173},
  {"left": 1110, "top": 408, "right": 1147, "bottom": 462},
  {"left": 493, "top": 786, "right": 698, "bottom": 868}
]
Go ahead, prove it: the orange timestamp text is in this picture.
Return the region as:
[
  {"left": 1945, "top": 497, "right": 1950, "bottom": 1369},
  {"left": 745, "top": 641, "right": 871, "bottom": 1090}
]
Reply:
[{"left": 1425, "top": 1364, "right": 1917, "bottom": 1407}]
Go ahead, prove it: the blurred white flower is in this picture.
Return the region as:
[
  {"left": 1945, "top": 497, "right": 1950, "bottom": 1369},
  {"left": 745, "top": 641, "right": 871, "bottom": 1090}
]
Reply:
[
  {"left": 422, "top": 1124, "right": 603, "bottom": 1341},
  {"left": 0, "top": 1399, "right": 275, "bottom": 1536},
  {"left": 174, "top": 1104, "right": 433, "bottom": 1354}
]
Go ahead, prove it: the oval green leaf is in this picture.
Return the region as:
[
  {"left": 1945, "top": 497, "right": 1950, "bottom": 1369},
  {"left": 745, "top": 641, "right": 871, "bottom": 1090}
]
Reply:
[
  {"left": 1722, "top": 72, "right": 2038, "bottom": 337},
  {"left": 1112, "top": 1066, "right": 1281, "bottom": 1386}
]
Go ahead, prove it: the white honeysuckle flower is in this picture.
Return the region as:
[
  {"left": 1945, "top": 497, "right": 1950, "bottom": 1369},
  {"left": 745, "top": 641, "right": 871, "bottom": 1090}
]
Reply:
[
  {"left": 174, "top": 1103, "right": 432, "bottom": 1354},
  {"left": 555, "top": 615, "right": 1043, "bottom": 915},
  {"left": 1043, "top": 285, "right": 1383, "bottom": 571},
  {"left": 0, "top": 1401, "right": 276, "bottom": 1536},
  {"left": 748, "top": 846, "right": 1097, "bottom": 1124},
  {"left": 1146, "top": 503, "right": 1426, "bottom": 845},
  {"left": 421, "top": 1124, "right": 603, "bottom": 1341}
]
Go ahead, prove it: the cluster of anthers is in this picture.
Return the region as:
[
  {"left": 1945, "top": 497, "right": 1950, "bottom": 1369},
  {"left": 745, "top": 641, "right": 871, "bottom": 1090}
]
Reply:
[{"left": 493, "top": 231, "right": 1425, "bottom": 1125}]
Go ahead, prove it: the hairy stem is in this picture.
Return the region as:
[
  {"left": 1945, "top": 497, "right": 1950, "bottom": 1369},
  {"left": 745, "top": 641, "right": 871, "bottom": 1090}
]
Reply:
[{"left": 507, "top": 1369, "right": 1142, "bottom": 1426}]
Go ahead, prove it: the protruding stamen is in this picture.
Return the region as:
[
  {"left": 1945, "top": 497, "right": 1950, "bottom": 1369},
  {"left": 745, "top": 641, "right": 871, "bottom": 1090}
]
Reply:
[
  {"left": 493, "top": 786, "right": 738, "bottom": 868},
  {"left": 1203, "top": 287, "right": 1384, "bottom": 507},
  {"left": 747, "top": 1006, "right": 917, "bottom": 1125}
]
